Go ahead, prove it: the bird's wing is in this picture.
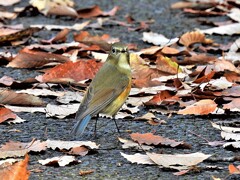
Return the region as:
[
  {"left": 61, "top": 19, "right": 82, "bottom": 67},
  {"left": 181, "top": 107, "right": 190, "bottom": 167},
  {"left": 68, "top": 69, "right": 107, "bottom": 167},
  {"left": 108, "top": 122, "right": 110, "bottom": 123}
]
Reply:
[{"left": 75, "top": 63, "right": 129, "bottom": 120}]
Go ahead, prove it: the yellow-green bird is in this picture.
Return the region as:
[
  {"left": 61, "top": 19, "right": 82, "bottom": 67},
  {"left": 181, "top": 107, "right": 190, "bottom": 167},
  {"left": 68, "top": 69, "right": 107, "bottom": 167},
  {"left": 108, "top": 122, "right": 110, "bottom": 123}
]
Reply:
[{"left": 71, "top": 42, "right": 131, "bottom": 136}]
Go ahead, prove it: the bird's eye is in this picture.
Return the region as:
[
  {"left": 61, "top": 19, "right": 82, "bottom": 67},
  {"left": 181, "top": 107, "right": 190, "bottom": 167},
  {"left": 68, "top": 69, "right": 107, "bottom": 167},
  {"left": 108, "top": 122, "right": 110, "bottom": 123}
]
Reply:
[{"left": 112, "top": 48, "right": 116, "bottom": 54}]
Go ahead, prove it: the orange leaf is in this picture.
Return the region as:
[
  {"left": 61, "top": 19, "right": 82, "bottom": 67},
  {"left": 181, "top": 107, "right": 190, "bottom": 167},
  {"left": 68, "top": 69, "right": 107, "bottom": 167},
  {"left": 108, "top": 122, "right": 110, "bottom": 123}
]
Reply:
[
  {"left": 0, "top": 154, "right": 30, "bottom": 180},
  {"left": 229, "top": 164, "right": 240, "bottom": 174},
  {"left": 178, "top": 99, "right": 217, "bottom": 115},
  {"left": 130, "top": 133, "right": 191, "bottom": 148},
  {"left": 77, "top": 5, "right": 119, "bottom": 18},
  {"left": 39, "top": 59, "right": 102, "bottom": 84},
  {"left": 0, "top": 107, "right": 16, "bottom": 123},
  {"left": 179, "top": 31, "right": 213, "bottom": 47},
  {"left": 144, "top": 90, "right": 178, "bottom": 106},
  {"left": 0, "top": 89, "right": 45, "bottom": 106},
  {"left": 7, "top": 48, "right": 69, "bottom": 68}
]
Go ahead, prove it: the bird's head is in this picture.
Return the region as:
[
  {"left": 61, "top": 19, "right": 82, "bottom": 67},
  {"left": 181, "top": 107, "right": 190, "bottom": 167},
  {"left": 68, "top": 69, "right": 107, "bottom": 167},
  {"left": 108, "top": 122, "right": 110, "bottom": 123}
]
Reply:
[{"left": 109, "top": 42, "right": 130, "bottom": 71}]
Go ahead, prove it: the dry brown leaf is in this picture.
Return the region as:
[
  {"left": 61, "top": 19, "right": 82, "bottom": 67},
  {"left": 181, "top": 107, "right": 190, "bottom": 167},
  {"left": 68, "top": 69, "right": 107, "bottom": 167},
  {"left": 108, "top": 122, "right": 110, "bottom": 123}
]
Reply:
[
  {"left": 41, "top": 28, "right": 70, "bottom": 44},
  {"left": 0, "top": 154, "right": 30, "bottom": 180},
  {"left": 178, "top": 99, "right": 217, "bottom": 115},
  {"left": 130, "top": 133, "right": 191, "bottom": 148},
  {"left": 0, "top": 88, "right": 45, "bottom": 106},
  {"left": 130, "top": 54, "right": 166, "bottom": 88},
  {"left": 213, "top": 86, "right": 240, "bottom": 97},
  {"left": 156, "top": 55, "right": 182, "bottom": 74},
  {"left": 145, "top": 90, "right": 178, "bottom": 106},
  {"left": 79, "top": 169, "right": 94, "bottom": 176},
  {"left": 183, "top": 8, "right": 226, "bottom": 16},
  {"left": 0, "top": 139, "right": 47, "bottom": 158},
  {"left": 179, "top": 31, "right": 212, "bottom": 47},
  {"left": 214, "top": 59, "right": 240, "bottom": 74},
  {"left": 229, "top": 164, "right": 240, "bottom": 174},
  {"left": 38, "top": 155, "right": 79, "bottom": 167},
  {"left": 37, "top": 59, "right": 102, "bottom": 84},
  {"left": 147, "top": 152, "right": 211, "bottom": 170},
  {"left": 224, "top": 72, "right": 240, "bottom": 83},
  {"left": 7, "top": 48, "right": 69, "bottom": 68},
  {"left": 0, "top": 27, "right": 40, "bottom": 44},
  {"left": 223, "top": 98, "right": 240, "bottom": 112},
  {"left": 0, "top": 107, "right": 16, "bottom": 123},
  {"left": 77, "top": 5, "right": 119, "bottom": 18},
  {"left": 73, "top": 31, "right": 117, "bottom": 51},
  {"left": 67, "top": 146, "right": 89, "bottom": 156}
]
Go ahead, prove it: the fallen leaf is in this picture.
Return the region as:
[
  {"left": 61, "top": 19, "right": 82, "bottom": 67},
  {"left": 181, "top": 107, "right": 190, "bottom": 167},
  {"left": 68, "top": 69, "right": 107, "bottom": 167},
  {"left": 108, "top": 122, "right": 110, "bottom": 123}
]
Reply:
[
  {"left": 67, "top": 146, "right": 89, "bottom": 156},
  {"left": 227, "top": 8, "right": 240, "bottom": 22},
  {"left": 45, "top": 103, "right": 79, "bottom": 119},
  {"left": 0, "top": 139, "right": 47, "bottom": 159},
  {"left": 221, "top": 131, "right": 240, "bottom": 141},
  {"left": 0, "top": 27, "right": 40, "bottom": 44},
  {"left": 38, "top": 155, "right": 79, "bottom": 167},
  {"left": 38, "top": 59, "right": 102, "bottom": 84},
  {"left": 0, "top": 0, "right": 20, "bottom": 6},
  {"left": 211, "top": 121, "right": 240, "bottom": 133},
  {"left": 118, "top": 137, "right": 153, "bottom": 150},
  {"left": 156, "top": 55, "right": 182, "bottom": 74},
  {"left": 147, "top": 152, "right": 211, "bottom": 170},
  {"left": 79, "top": 169, "right": 94, "bottom": 176},
  {"left": 213, "top": 86, "right": 240, "bottom": 97},
  {"left": 178, "top": 99, "right": 217, "bottom": 115},
  {"left": 7, "top": 48, "right": 69, "bottom": 68},
  {"left": 229, "top": 164, "right": 240, "bottom": 174},
  {"left": 5, "top": 105, "right": 45, "bottom": 113},
  {"left": 0, "top": 154, "right": 30, "bottom": 180},
  {"left": 145, "top": 90, "right": 178, "bottom": 106},
  {"left": 0, "top": 107, "right": 16, "bottom": 123},
  {"left": 200, "top": 23, "right": 240, "bottom": 35},
  {"left": 142, "top": 32, "right": 179, "bottom": 46},
  {"left": 77, "top": 5, "right": 119, "bottom": 18},
  {"left": 0, "top": 88, "right": 45, "bottom": 106},
  {"left": 223, "top": 141, "right": 240, "bottom": 149},
  {"left": 179, "top": 31, "right": 212, "bottom": 47},
  {"left": 46, "top": 140, "right": 99, "bottom": 150},
  {"left": 130, "top": 133, "right": 191, "bottom": 148},
  {"left": 41, "top": 28, "right": 70, "bottom": 44},
  {"left": 120, "top": 152, "right": 155, "bottom": 165},
  {"left": 31, "top": 21, "right": 90, "bottom": 31},
  {"left": 208, "top": 77, "right": 233, "bottom": 90},
  {"left": 223, "top": 98, "right": 240, "bottom": 112}
]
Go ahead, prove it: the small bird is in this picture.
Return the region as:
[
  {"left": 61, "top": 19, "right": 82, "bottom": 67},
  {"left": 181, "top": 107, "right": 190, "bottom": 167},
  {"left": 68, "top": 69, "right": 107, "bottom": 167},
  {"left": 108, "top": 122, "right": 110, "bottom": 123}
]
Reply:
[{"left": 71, "top": 42, "right": 131, "bottom": 136}]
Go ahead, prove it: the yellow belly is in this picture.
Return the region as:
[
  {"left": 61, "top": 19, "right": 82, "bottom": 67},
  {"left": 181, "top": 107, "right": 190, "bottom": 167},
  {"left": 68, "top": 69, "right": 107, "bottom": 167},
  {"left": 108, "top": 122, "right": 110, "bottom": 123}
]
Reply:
[{"left": 101, "top": 79, "right": 131, "bottom": 116}]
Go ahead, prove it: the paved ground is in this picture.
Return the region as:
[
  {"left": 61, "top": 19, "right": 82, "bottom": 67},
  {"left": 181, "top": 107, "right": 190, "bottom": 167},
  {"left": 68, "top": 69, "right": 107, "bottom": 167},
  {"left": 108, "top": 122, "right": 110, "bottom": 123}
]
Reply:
[{"left": 0, "top": 0, "right": 239, "bottom": 179}]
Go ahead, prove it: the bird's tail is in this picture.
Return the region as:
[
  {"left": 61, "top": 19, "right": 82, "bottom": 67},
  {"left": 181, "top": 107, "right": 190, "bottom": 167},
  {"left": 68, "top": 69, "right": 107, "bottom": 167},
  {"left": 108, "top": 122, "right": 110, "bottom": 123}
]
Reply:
[{"left": 71, "top": 115, "right": 91, "bottom": 136}]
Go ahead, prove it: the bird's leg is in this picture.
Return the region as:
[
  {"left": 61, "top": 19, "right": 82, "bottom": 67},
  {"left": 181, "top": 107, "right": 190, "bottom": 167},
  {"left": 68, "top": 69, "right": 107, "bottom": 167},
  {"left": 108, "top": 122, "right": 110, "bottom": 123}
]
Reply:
[
  {"left": 93, "top": 114, "right": 99, "bottom": 138},
  {"left": 113, "top": 116, "right": 121, "bottom": 135}
]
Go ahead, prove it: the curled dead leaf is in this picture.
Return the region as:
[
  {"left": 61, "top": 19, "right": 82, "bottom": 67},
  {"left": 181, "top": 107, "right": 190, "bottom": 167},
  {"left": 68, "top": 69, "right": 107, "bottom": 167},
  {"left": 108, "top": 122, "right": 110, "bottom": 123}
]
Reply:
[{"left": 179, "top": 31, "right": 213, "bottom": 47}]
